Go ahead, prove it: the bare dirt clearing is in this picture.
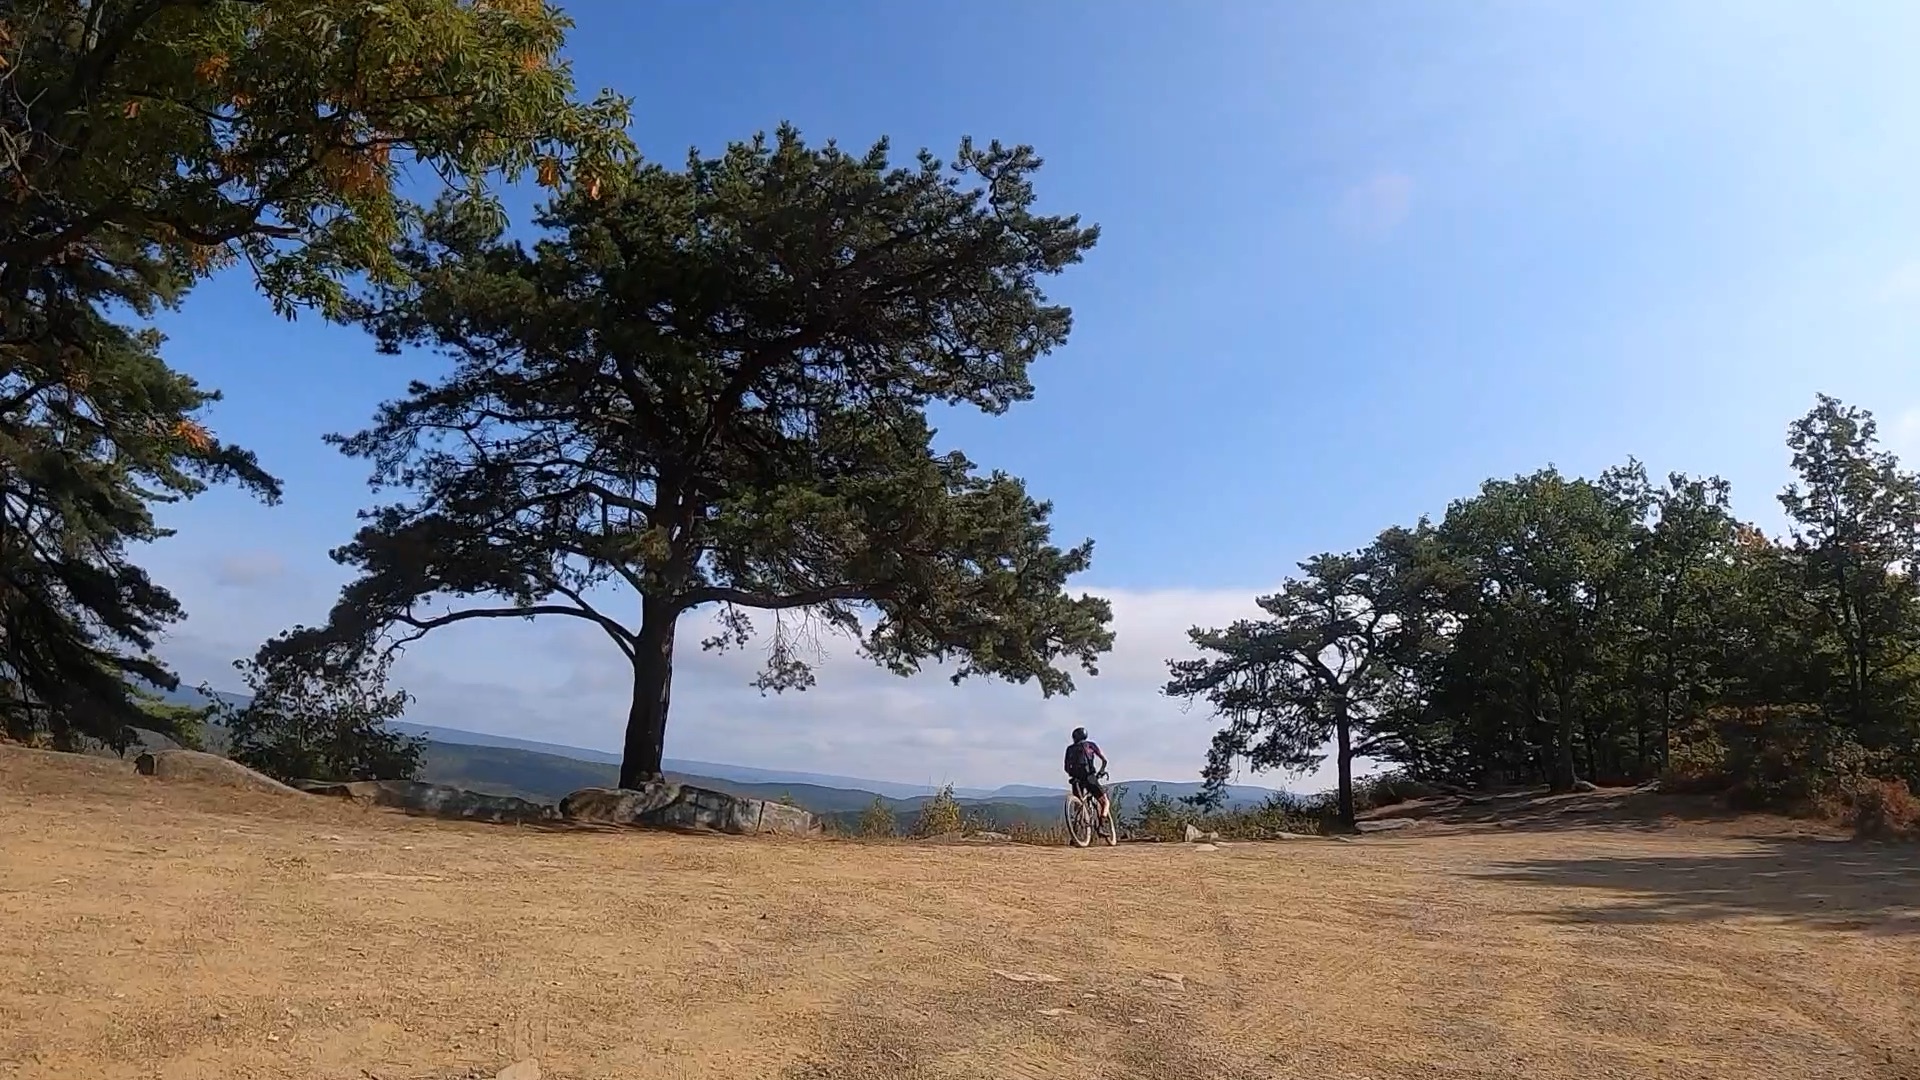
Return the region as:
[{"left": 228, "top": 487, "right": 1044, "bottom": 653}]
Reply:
[{"left": 3, "top": 746, "right": 1917, "bottom": 1080}]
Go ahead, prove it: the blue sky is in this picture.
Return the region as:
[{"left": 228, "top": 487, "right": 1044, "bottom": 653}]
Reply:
[{"left": 143, "top": 0, "right": 1920, "bottom": 790}]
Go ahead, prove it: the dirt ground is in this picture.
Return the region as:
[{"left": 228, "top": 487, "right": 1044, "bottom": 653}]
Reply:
[{"left": 3, "top": 746, "right": 1918, "bottom": 1080}]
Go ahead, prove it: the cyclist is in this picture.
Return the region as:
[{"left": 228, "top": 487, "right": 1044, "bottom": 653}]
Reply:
[{"left": 1063, "top": 726, "right": 1111, "bottom": 824}]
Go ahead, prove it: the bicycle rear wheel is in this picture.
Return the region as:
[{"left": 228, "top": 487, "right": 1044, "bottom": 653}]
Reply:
[{"left": 1064, "top": 794, "right": 1093, "bottom": 848}]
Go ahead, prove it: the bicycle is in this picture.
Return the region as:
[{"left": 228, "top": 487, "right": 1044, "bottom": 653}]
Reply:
[{"left": 1065, "top": 770, "right": 1116, "bottom": 848}]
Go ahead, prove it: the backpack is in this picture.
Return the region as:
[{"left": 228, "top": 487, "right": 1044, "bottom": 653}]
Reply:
[{"left": 1064, "top": 739, "right": 1097, "bottom": 778}]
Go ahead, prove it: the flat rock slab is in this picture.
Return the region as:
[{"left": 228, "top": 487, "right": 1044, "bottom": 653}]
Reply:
[
  {"left": 1356, "top": 818, "right": 1419, "bottom": 833},
  {"left": 561, "top": 783, "right": 818, "bottom": 837},
  {"left": 134, "top": 750, "right": 303, "bottom": 797},
  {"left": 292, "top": 779, "right": 559, "bottom": 825}
]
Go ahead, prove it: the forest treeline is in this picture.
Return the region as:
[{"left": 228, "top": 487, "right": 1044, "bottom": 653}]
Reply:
[{"left": 1171, "top": 395, "right": 1920, "bottom": 834}]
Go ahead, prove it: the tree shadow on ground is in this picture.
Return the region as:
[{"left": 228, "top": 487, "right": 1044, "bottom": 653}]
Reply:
[
  {"left": 1471, "top": 838, "right": 1920, "bottom": 935},
  {"left": 1363, "top": 786, "right": 1829, "bottom": 837}
]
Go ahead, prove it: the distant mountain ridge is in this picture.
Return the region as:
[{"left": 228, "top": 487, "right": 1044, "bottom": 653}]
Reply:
[{"left": 152, "top": 684, "right": 1291, "bottom": 820}]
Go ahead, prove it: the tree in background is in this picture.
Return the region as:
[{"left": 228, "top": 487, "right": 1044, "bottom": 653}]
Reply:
[
  {"left": 1778, "top": 396, "right": 1920, "bottom": 748},
  {"left": 1174, "top": 394, "right": 1920, "bottom": 823},
  {"left": 1166, "top": 527, "right": 1441, "bottom": 830},
  {"left": 214, "top": 635, "right": 422, "bottom": 783},
  {"left": 295, "top": 128, "right": 1115, "bottom": 788},
  {"left": 1428, "top": 465, "right": 1649, "bottom": 791},
  {"left": 0, "top": 0, "right": 631, "bottom": 749}
]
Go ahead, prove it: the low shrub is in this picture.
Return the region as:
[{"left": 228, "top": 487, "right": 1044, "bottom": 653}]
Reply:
[
  {"left": 1839, "top": 778, "right": 1920, "bottom": 840},
  {"left": 857, "top": 795, "right": 897, "bottom": 839},
  {"left": 1007, "top": 818, "right": 1068, "bottom": 845},
  {"left": 912, "top": 784, "right": 964, "bottom": 838},
  {"left": 1120, "top": 786, "right": 1324, "bottom": 841},
  {"left": 1348, "top": 770, "right": 1436, "bottom": 813},
  {"left": 1662, "top": 704, "right": 1882, "bottom": 809}
]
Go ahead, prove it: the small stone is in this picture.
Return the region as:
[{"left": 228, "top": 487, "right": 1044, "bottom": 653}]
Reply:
[
  {"left": 1036, "top": 1008, "right": 1069, "bottom": 1017},
  {"left": 266, "top": 1034, "right": 279, "bottom": 1043},
  {"left": 1144, "top": 972, "right": 1185, "bottom": 989},
  {"left": 494, "top": 1059, "right": 542, "bottom": 1080},
  {"left": 993, "top": 970, "right": 1063, "bottom": 984},
  {"left": 1192, "top": 843, "right": 1218, "bottom": 852}
]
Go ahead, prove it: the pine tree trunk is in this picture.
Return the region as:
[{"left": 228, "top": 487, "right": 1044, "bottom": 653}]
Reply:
[
  {"left": 1335, "top": 703, "right": 1356, "bottom": 830},
  {"left": 619, "top": 598, "right": 678, "bottom": 789}
]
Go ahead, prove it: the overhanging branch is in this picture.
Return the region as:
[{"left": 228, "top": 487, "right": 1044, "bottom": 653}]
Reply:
[{"left": 392, "top": 601, "right": 636, "bottom": 659}]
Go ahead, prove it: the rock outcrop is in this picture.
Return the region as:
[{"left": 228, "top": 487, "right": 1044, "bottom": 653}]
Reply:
[
  {"left": 133, "top": 749, "right": 304, "bottom": 796},
  {"left": 561, "top": 782, "right": 818, "bottom": 836},
  {"left": 291, "top": 779, "right": 559, "bottom": 824}
]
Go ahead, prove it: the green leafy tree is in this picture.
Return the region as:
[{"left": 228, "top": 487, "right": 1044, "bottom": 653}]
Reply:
[
  {"left": 2, "top": 0, "right": 632, "bottom": 313},
  {"left": 1632, "top": 473, "right": 1739, "bottom": 767},
  {"left": 298, "top": 128, "right": 1114, "bottom": 787},
  {"left": 1778, "top": 395, "right": 1920, "bottom": 740},
  {"left": 1431, "top": 466, "right": 1647, "bottom": 791},
  {"left": 213, "top": 635, "right": 422, "bottom": 783},
  {"left": 1189, "top": 394, "right": 1920, "bottom": 815},
  {"left": 1166, "top": 526, "right": 1439, "bottom": 829},
  {"left": 0, "top": 0, "right": 630, "bottom": 749}
]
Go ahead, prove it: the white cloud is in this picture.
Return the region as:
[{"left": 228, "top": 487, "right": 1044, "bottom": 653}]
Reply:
[
  {"left": 1334, "top": 171, "right": 1415, "bottom": 240},
  {"left": 149, "top": 553, "right": 1353, "bottom": 795}
]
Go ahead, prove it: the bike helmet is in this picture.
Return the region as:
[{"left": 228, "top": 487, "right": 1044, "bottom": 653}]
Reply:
[{"left": 1071, "top": 727, "right": 1088, "bottom": 742}]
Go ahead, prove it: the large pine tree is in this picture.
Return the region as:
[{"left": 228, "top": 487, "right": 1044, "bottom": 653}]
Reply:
[
  {"left": 0, "top": 0, "right": 630, "bottom": 747},
  {"left": 297, "top": 128, "right": 1116, "bottom": 786}
]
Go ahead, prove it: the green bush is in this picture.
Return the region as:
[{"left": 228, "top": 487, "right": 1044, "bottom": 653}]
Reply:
[
  {"left": 1120, "top": 786, "right": 1324, "bottom": 841},
  {"left": 857, "top": 796, "right": 897, "bottom": 839},
  {"left": 1348, "top": 770, "right": 1435, "bottom": 813},
  {"left": 1665, "top": 704, "right": 1884, "bottom": 808},
  {"left": 912, "top": 784, "right": 964, "bottom": 838},
  {"left": 1839, "top": 778, "right": 1920, "bottom": 840}
]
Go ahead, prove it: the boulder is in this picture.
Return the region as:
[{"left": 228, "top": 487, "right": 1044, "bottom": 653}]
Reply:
[
  {"left": 560, "top": 782, "right": 819, "bottom": 837},
  {"left": 558, "top": 782, "right": 680, "bottom": 822},
  {"left": 1182, "top": 823, "right": 1203, "bottom": 843},
  {"left": 292, "top": 779, "right": 559, "bottom": 825},
  {"left": 134, "top": 750, "right": 303, "bottom": 796}
]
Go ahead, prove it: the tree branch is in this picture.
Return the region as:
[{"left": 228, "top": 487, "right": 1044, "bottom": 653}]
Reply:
[
  {"left": 393, "top": 602, "right": 636, "bottom": 658},
  {"left": 681, "top": 582, "right": 883, "bottom": 611}
]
